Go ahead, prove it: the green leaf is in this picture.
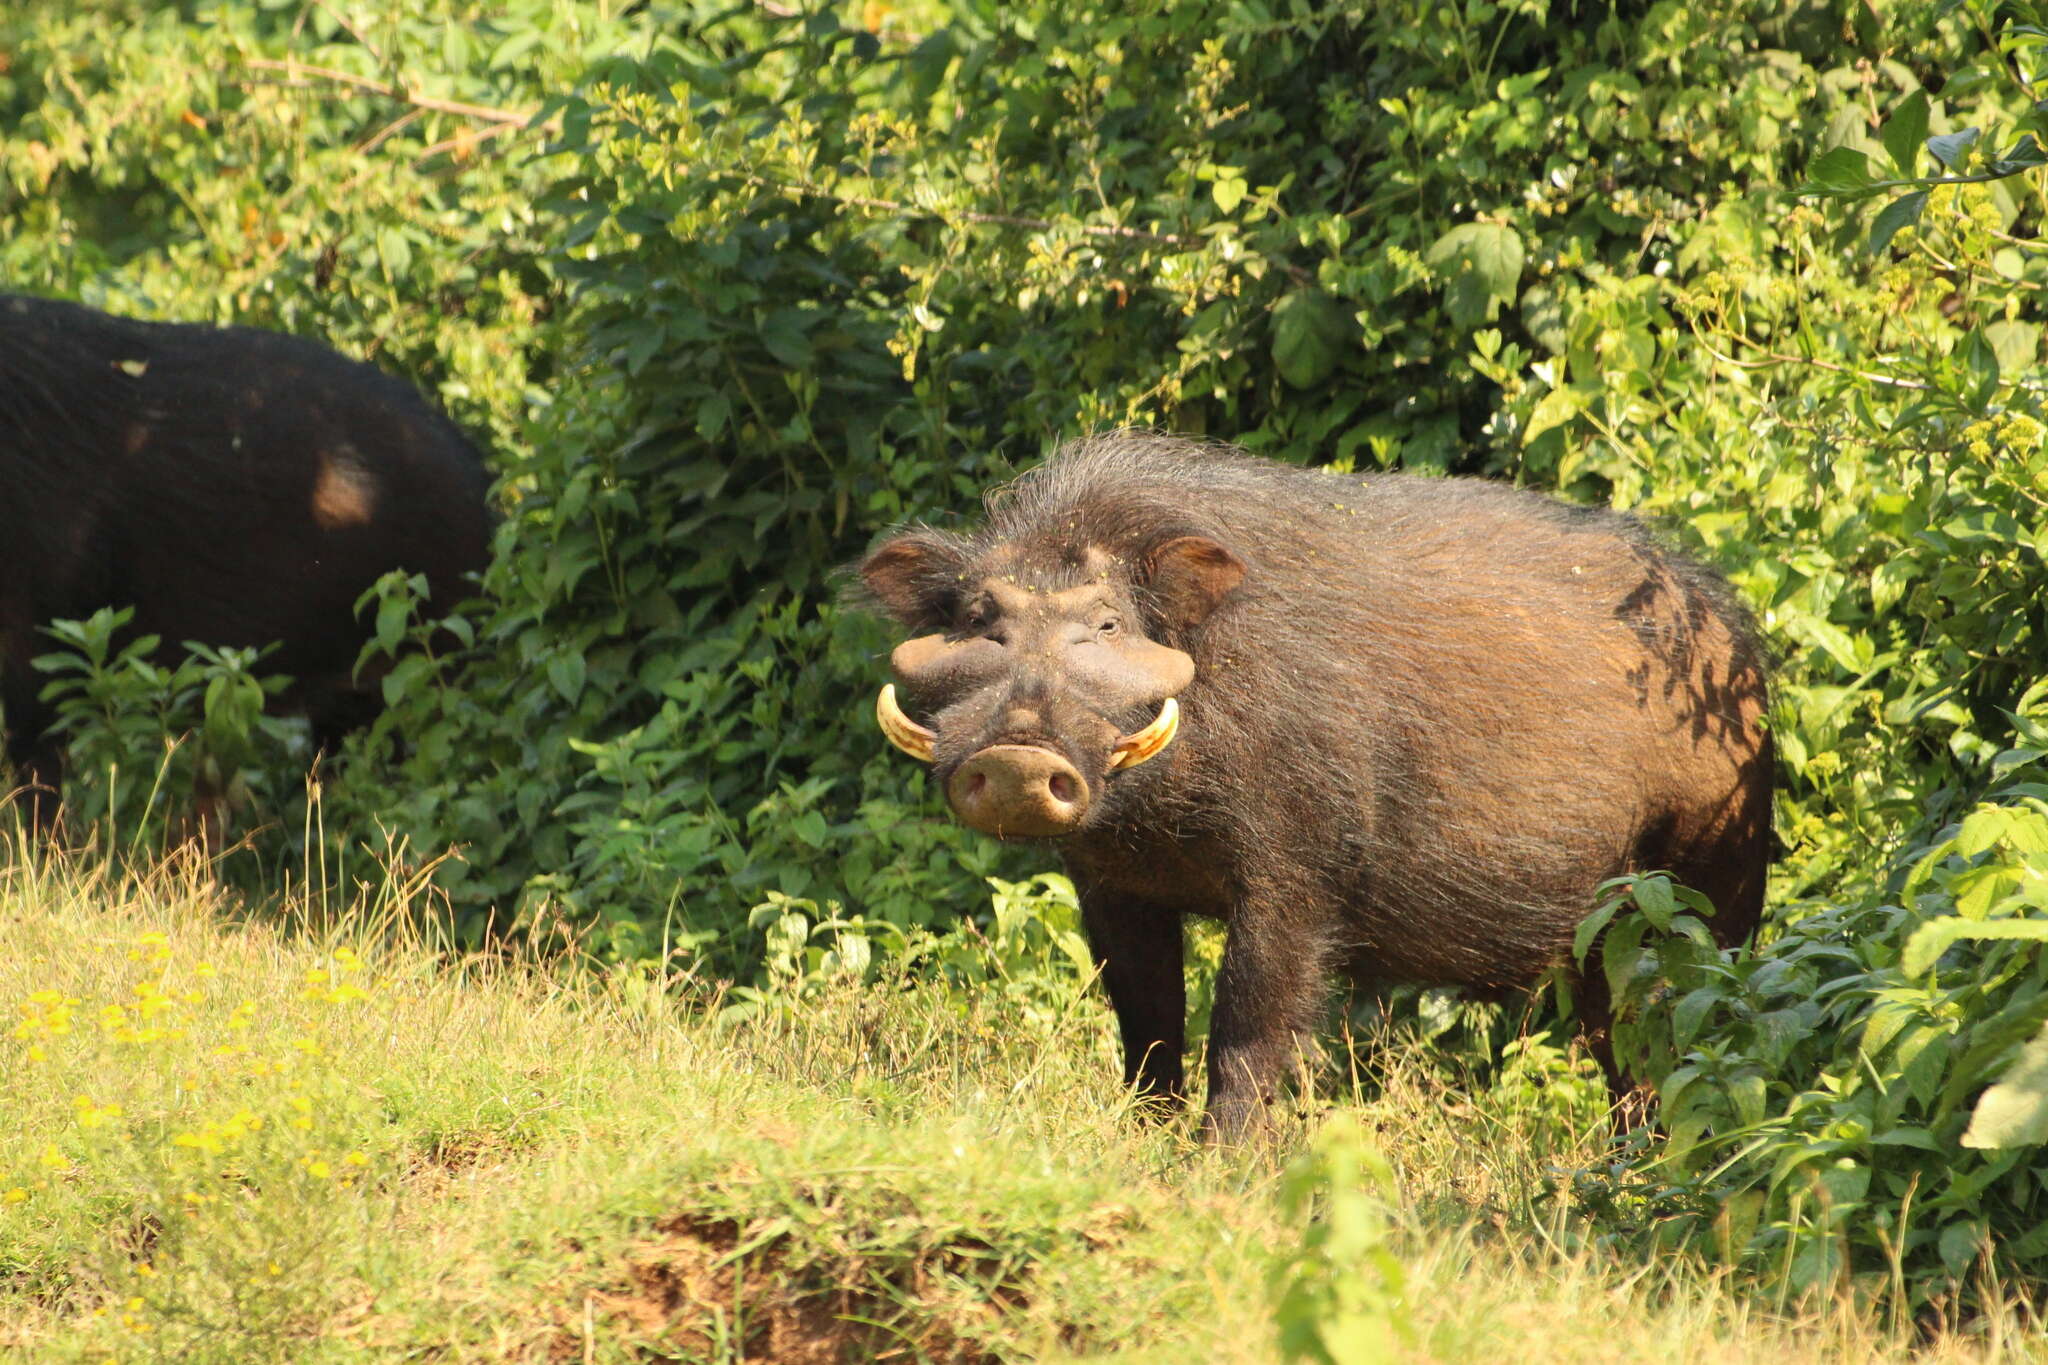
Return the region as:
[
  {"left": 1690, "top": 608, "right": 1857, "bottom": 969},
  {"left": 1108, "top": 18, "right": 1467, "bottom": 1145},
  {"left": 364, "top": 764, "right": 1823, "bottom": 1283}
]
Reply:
[
  {"left": 1727, "top": 1071, "right": 1768, "bottom": 1127},
  {"left": 1270, "top": 290, "right": 1353, "bottom": 390},
  {"left": 1939, "top": 1221, "right": 1986, "bottom": 1277},
  {"left": 548, "top": 652, "right": 586, "bottom": 704},
  {"left": 1902, "top": 918, "right": 2048, "bottom": 977},
  {"left": 1956, "top": 807, "right": 2015, "bottom": 857},
  {"left": 1928, "top": 126, "right": 1980, "bottom": 171},
  {"left": 1962, "top": 1021, "right": 2048, "bottom": 1149},
  {"left": 1963, "top": 326, "right": 2000, "bottom": 398},
  {"left": 1424, "top": 222, "right": 1524, "bottom": 330},
  {"left": 1869, "top": 189, "right": 1927, "bottom": 252},
  {"left": 1991, "top": 133, "right": 2048, "bottom": 174},
  {"left": 1634, "top": 875, "right": 1678, "bottom": 932},
  {"left": 696, "top": 392, "right": 733, "bottom": 439},
  {"left": 375, "top": 596, "right": 410, "bottom": 656},
  {"left": 1987, "top": 319, "right": 2039, "bottom": 372},
  {"left": 1801, "top": 145, "right": 1878, "bottom": 197},
  {"left": 1572, "top": 896, "right": 1623, "bottom": 964},
  {"left": 1212, "top": 175, "right": 1247, "bottom": 214},
  {"left": 1882, "top": 91, "right": 1930, "bottom": 177},
  {"left": 1672, "top": 986, "right": 1723, "bottom": 1049},
  {"left": 1522, "top": 384, "right": 1590, "bottom": 446}
]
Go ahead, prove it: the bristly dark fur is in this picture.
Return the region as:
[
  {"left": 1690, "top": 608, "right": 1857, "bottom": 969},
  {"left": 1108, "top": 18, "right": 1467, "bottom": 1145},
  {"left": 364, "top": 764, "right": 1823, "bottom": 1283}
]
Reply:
[
  {"left": 0, "top": 292, "right": 495, "bottom": 829},
  {"left": 857, "top": 429, "right": 1774, "bottom": 1139}
]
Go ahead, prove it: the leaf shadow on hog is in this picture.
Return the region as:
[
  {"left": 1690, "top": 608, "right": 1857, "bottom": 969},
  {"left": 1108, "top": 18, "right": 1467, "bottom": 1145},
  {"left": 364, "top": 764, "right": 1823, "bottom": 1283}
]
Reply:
[{"left": 853, "top": 431, "right": 1772, "bottom": 1143}]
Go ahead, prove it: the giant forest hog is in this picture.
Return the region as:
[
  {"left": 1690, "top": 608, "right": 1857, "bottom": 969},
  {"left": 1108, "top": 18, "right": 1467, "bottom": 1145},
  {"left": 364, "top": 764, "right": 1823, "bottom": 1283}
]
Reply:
[
  {"left": 859, "top": 431, "right": 1772, "bottom": 1140},
  {"left": 0, "top": 293, "right": 494, "bottom": 829}
]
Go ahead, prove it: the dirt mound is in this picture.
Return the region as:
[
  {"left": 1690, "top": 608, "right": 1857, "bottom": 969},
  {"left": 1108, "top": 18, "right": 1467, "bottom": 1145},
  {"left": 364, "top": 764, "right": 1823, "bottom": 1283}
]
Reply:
[{"left": 551, "top": 1213, "right": 1002, "bottom": 1363}]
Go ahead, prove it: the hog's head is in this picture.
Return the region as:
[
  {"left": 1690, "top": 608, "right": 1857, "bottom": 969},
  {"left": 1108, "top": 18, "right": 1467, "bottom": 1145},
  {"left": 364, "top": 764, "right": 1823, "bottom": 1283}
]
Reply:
[{"left": 858, "top": 530, "right": 1244, "bottom": 838}]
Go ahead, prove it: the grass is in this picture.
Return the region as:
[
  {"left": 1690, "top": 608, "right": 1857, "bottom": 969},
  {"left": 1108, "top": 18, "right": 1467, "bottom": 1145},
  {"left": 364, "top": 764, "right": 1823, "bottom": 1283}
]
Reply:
[{"left": 0, "top": 845, "right": 2040, "bottom": 1362}]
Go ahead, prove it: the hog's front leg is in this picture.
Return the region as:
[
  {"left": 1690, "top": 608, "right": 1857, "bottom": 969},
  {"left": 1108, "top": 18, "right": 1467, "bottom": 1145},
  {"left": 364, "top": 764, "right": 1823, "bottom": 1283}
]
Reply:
[
  {"left": 1080, "top": 895, "right": 1187, "bottom": 1109},
  {"left": 1202, "top": 903, "right": 1329, "bottom": 1143}
]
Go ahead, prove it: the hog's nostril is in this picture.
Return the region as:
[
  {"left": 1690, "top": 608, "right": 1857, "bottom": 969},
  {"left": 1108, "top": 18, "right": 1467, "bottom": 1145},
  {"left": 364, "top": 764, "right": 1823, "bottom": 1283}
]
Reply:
[{"left": 946, "top": 744, "right": 1089, "bottom": 838}]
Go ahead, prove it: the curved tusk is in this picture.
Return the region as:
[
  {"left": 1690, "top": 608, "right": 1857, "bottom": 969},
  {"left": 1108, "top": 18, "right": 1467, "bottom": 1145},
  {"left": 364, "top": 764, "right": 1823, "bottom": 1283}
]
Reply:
[
  {"left": 876, "top": 684, "right": 937, "bottom": 762},
  {"left": 1108, "top": 697, "right": 1180, "bottom": 771}
]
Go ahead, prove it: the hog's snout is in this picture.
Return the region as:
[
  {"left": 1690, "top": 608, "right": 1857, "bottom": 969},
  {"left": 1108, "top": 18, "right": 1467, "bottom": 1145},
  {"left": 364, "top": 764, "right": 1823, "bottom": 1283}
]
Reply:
[{"left": 946, "top": 744, "right": 1089, "bottom": 837}]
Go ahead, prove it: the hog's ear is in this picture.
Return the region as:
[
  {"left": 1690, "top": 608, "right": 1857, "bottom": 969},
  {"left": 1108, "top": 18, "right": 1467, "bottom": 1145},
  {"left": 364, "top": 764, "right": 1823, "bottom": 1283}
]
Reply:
[
  {"left": 1144, "top": 535, "right": 1246, "bottom": 633},
  {"left": 857, "top": 531, "right": 970, "bottom": 629}
]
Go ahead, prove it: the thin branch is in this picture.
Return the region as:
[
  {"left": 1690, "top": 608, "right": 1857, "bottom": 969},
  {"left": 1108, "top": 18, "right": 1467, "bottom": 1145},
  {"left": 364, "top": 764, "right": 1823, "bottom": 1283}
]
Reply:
[
  {"left": 352, "top": 106, "right": 424, "bottom": 158},
  {"left": 1699, "top": 327, "right": 2048, "bottom": 397},
  {"left": 1695, "top": 332, "right": 1932, "bottom": 391},
  {"left": 312, "top": 0, "right": 391, "bottom": 70},
  {"left": 241, "top": 56, "right": 542, "bottom": 127},
  {"left": 412, "top": 120, "right": 525, "bottom": 167}
]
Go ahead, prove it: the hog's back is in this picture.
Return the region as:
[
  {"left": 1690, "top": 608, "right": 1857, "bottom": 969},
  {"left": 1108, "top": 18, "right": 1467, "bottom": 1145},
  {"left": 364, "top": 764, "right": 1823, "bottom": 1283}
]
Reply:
[{"left": 1195, "top": 473, "right": 1768, "bottom": 987}]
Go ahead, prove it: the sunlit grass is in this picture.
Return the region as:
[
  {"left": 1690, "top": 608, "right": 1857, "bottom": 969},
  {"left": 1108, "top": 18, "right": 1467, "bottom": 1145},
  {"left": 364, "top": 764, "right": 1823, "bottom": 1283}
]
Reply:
[{"left": 1, "top": 844, "right": 2037, "bottom": 1362}]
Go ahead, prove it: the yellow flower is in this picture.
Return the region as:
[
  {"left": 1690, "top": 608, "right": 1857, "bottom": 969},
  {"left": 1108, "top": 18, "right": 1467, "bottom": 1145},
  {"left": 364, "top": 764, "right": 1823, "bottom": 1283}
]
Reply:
[
  {"left": 2, "top": 1187, "right": 28, "bottom": 1204},
  {"left": 38, "top": 1144, "right": 70, "bottom": 1171},
  {"left": 304, "top": 1159, "right": 332, "bottom": 1179},
  {"left": 73, "top": 1096, "right": 125, "bottom": 1130},
  {"left": 343, "top": 1151, "right": 368, "bottom": 1167}
]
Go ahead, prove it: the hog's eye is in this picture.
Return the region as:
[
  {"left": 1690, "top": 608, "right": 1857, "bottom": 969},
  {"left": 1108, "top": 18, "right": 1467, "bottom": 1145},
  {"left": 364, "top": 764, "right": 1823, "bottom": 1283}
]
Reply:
[
  {"left": 962, "top": 607, "right": 991, "bottom": 632},
  {"left": 1096, "top": 615, "right": 1121, "bottom": 638}
]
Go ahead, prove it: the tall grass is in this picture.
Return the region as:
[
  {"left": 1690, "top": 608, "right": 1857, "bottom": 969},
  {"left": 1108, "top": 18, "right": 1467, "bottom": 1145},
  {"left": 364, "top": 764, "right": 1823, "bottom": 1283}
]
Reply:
[{"left": 0, "top": 845, "right": 2036, "bottom": 1362}]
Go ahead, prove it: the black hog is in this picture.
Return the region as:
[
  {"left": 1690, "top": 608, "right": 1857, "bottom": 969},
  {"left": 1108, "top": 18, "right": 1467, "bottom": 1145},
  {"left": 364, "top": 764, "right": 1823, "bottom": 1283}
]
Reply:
[
  {"left": 859, "top": 432, "right": 1772, "bottom": 1140},
  {"left": 0, "top": 292, "right": 494, "bottom": 829}
]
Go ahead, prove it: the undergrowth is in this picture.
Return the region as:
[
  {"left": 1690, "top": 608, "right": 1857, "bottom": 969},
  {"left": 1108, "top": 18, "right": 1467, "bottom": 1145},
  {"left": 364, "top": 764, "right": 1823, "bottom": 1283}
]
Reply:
[{"left": 4, "top": 848, "right": 2042, "bottom": 1363}]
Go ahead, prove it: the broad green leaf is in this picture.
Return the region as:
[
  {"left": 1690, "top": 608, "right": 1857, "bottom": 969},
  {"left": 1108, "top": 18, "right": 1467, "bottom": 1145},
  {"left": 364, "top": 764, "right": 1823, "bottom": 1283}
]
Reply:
[
  {"left": 1727, "top": 1071, "right": 1768, "bottom": 1127},
  {"left": 1634, "top": 874, "right": 1678, "bottom": 931},
  {"left": 1881, "top": 90, "right": 1930, "bottom": 176},
  {"left": 1801, "top": 145, "right": 1878, "bottom": 196},
  {"left": 1956, "top": 807, "right": 2016, "bottom": 857},
  {"left": 1991, "top": 133, "right": 2048, "bottom": 174},
  {"left": 547, "top": 652, "right": 586, "bottom": 704},
  {"left": 1987, "top": 319, "right": 2039, "bottom": 371},
  {"left": 1270, "top": 289, "right": 1353, "bottom": 389},
  {"left": 1939, "top": 1221, "right": 1986, "bottom": 1277},
  {"left": 1672, "top": 986, "right": 1723, "bottom": 1049},
  {"left": 1522, "top": 384, "right": 1590, "bottom": 445},
  {"left": 1928, "top": 126, "right": 1980, "bottom": 170},
  {"left": 1961, "top": 1020, "right": 2048, "bottom": 1148},
  {"left": 1902, "top": 917, "right": 2048, "bottom": 976},
  {"left": 1424, "top": 222, "right": 1524, "bottom": 330},
  {"left": 1572, "top": 896, "right": 1623, "bottom": 964},
  {"left": 1869, "top": 189, "right": 1927, "bottom": 252}
]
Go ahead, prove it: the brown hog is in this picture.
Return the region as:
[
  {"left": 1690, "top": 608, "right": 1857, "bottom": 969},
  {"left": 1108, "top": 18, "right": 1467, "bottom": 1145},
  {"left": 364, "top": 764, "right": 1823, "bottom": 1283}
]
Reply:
[{"left": 858, "top": 431, "right": 1772, "bottom": 1141}]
